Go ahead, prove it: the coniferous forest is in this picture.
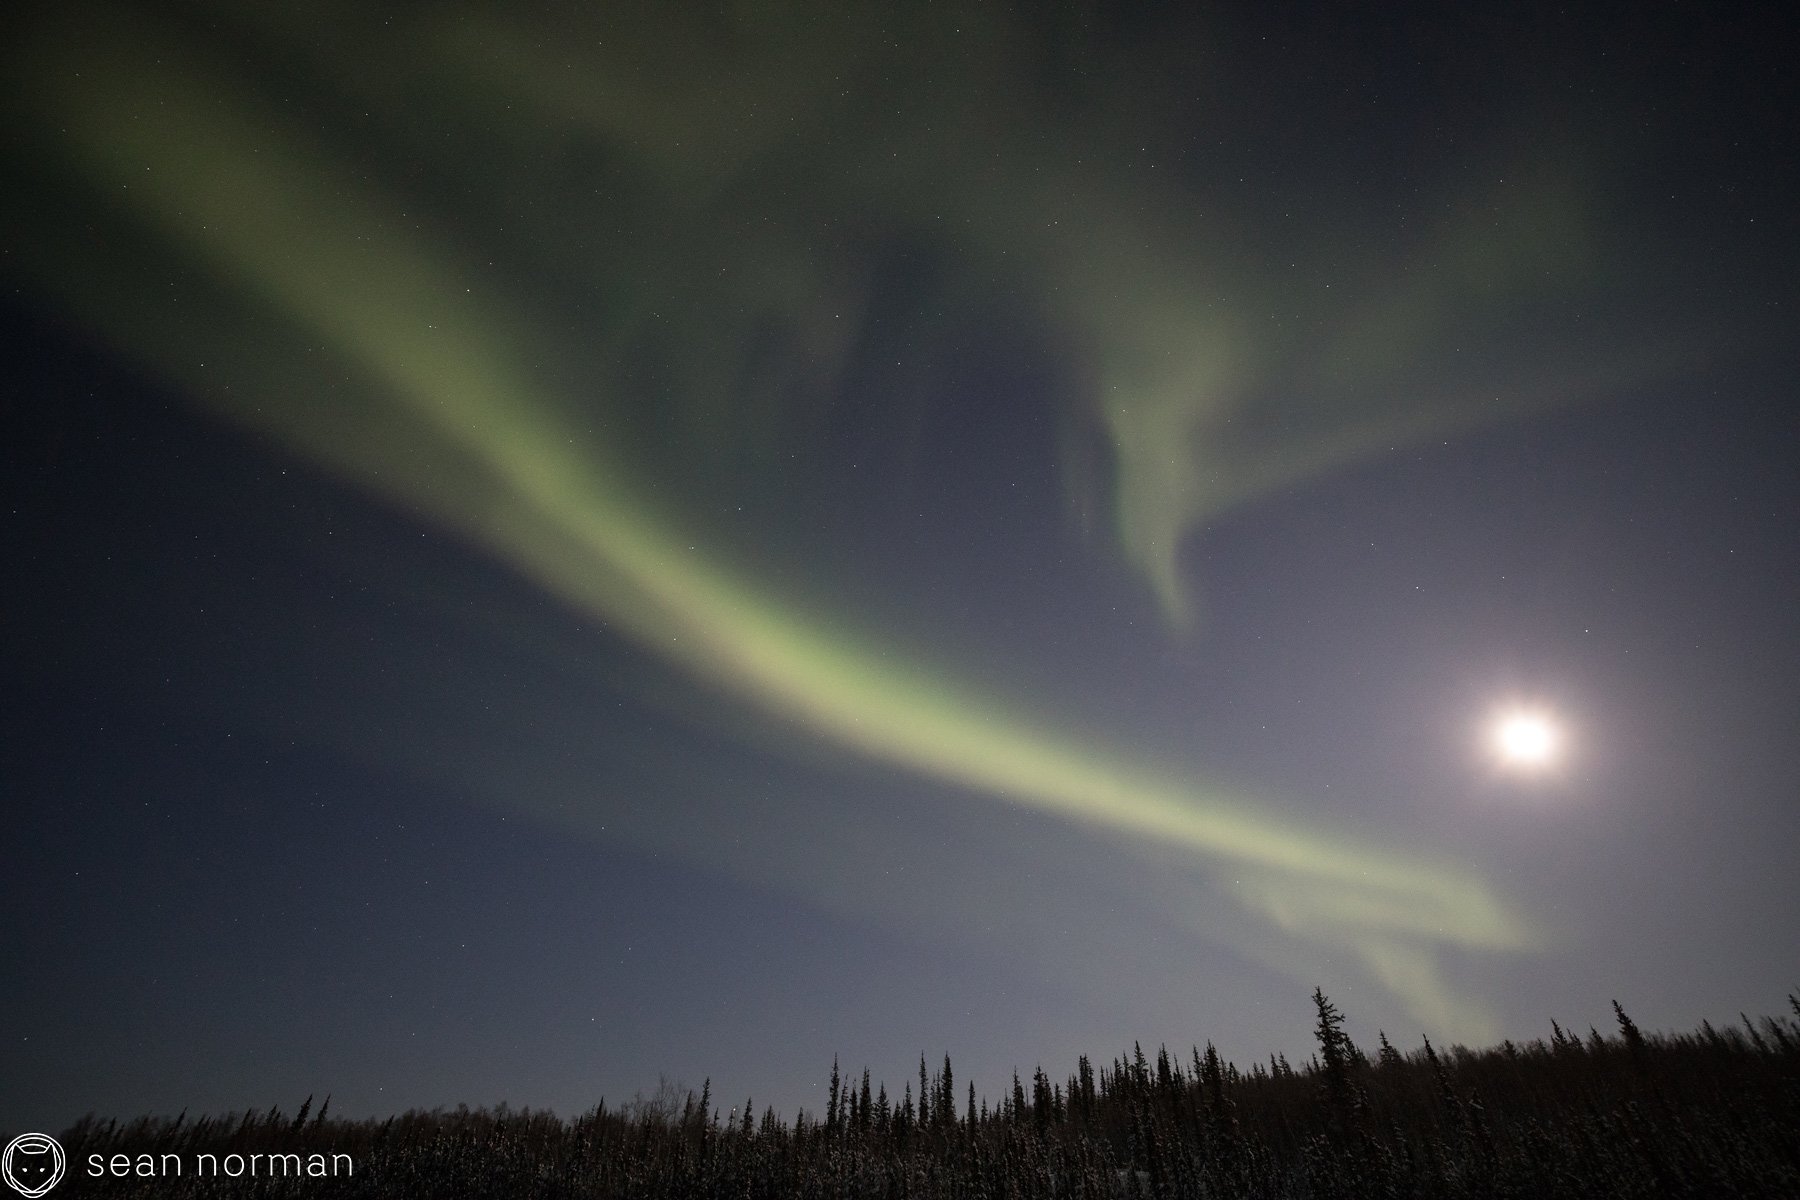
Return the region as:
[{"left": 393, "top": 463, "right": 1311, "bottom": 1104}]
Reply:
[{"left": 49, "top": 991, "right": 1800, "bottom": 1198}]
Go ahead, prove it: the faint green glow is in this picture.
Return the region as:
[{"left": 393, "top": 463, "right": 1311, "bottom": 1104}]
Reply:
[
  {"left": 1, "top": 0, "right": 1635, "bottom": 1036},
  {"left": 1046, "top": 162, "right": 1622, "bottom": 629}
]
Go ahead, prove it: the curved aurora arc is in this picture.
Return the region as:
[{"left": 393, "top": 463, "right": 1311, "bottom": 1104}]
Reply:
[{"left": 5, "top": 3, "right": 1609, "bottom": 1037}]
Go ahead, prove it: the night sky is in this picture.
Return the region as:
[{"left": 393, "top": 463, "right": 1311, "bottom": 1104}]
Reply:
[{"left": 4, "top": 0, "right": 1796, "bottom": 1134}]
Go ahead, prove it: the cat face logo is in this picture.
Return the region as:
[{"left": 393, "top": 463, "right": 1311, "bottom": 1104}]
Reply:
[{"left": 2, "top": 1134, "right": 65, "bottom": 1198}]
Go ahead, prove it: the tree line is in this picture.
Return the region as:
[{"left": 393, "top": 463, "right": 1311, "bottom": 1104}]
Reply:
[{"left": 53, "top": 990, "right": 1800, "bottom": 1197}]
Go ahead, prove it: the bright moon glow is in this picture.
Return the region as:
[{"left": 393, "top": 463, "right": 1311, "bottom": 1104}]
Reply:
[{"left": 1492, "top": 711, "right": 1561, "bottom": 767}]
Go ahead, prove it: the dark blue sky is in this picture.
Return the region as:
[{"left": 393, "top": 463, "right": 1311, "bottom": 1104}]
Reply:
[{"left": 4, "top": 0, "right": 1796, "bottom": 1135}]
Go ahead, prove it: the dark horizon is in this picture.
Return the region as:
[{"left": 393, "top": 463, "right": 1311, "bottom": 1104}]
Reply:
[{"left": 40, "top": 989, "right": 1800, "bottom": 1199}]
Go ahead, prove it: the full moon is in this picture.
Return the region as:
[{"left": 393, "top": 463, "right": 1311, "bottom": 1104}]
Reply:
[{"left": 1492, "top": 710, "right": 1561, "bottom": 768}]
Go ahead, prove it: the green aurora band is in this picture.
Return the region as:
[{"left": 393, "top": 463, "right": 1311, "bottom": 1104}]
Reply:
[{"left": 9, "top": 1, "right": 1703, "bottom": 1036}]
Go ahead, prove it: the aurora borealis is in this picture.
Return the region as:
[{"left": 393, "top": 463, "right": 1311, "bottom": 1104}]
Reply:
[{"left": 4, "top": 0, "right": 1795, "bottom": 1130}]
